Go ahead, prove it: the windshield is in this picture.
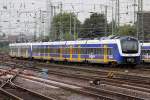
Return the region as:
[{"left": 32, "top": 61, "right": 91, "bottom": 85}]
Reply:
[{"left": 121, "top": 38, "right": 138, "bottom": 54}]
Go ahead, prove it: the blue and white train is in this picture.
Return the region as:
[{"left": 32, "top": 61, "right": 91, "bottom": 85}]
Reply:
[
  {"left": 9, "top": 36, "right": 141, "bottom": 66},
  {"left": 141, "top": 43, "right": 150, "bottom": 63}
]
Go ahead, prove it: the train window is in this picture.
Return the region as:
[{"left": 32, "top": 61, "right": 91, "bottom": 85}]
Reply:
[
  {"left": 45, "top": 46, "right": 49, "bottom": 53},
  {"left": 95, "top": 48, "right": 98, "bottom": 54},
  {"left": 142, "top": 50, "right": 145, "bottom": 55},
  {"left": 143, "top": 50, "right": 146, "bottom": 55},
  {"left": 54, "top": 47, "right": 57, "bottom": 53},
  {"left": 95, "top": 48, "right": 99, "bottom": 54},
  {"left": 85, "top": 48, "right": 88, "bottom": 54},
  {"left": 48, "top": 46, "right": 51, "bottom": 53},
  {"left": 145, "top": 50, "right": 148, "bottom": 54},
  {"left": 63, "top": 48, "right": 66, "bottom": 54},
  {"left": 54, "top": 48, "right": 56, "bottom": 53},
  {"left": 89, "top": 48, "right": 92, "bottom": 54},
  {"left": 54, "top": 48, "right": 57, "bottom": 53},
  {"left": 51, "top": 48, "right": 59, "bottom": 54},
  {"left": 80, "top": 48, "right": 83, "bottom": 54},
  {"left": 144, "top": 50, "right": 147, "bottom": 54},
  {"left": 55, "top": 48, "right": 59, "bottom": 53},
  {"left": 39, "top": 47, "right": 44, "bottom": 54},
  {"left": 73, "top": 48, "right": 77, "bottom": 54},
  {"left": 33, "top": 47, "right": 37, "bottom": 53},
  {"left": 53, "top": 48, "right": 55, "bottom": 53},
  {"left": 73, "top": 48, "right": 75, "bottom": 54},
  {"left": 76, "top": 48, "right": 78, "bottom": 54},
  {"left": 98, "top": 48, "right": 101, "bottom": 54},
  {"left": 68, "top": 48, "right": 70, "bottom": 54},
  {"left": 52, "top": 48, "right": 55, "bottom": 53},
  {"left": 83, "top": 48, "right": 87, "bottom": 54},
  {"left": 98, "top": 48, "right": 101, "bottom": 55},
  {"left": 37, "top": 47, "right": 39, "bottom": 53},
  {"left": 63, "top": 48, "right": 65, "bottom": 54},
  {"left": 58, "top": 48, "right": 60, "bottom": 54},
  {"left": 143, "top": 50, "right": 146, "bottom": 54},
  {"left": 50, "top": 48, "right": 53, "bottom": 53},
  {"left": 75, "top": 48, "right": 79, "bottom": 54},
  {"left": 101, "top": 48, "right": 104, "bottom": 55},
  {"left": 66, "top": 48, "right": 68, "bottom": 54},
  {"left": 108, "top": 48, "right": 112, "bottom": 55},
  {"left": 148, "top": 50, "right": 150, "bottom": 54},
  {"left": 33, "top": 47, "right": 35, "bottom": 53},
  {"left": 86, "top": 48, "right": 88, "bottom": 54},
  {"left": 88, "top": 48, "right": 105, "bottom": 55},
  {"left": 72, "top": 48, "right": 75, "bottom": 54},
  {"left": 55, "top": 48, "right": 57, "bottom": 53},
  {"left": 65, "top": 48, "right": 67, "bottom": 54},
  {"left": 143, "top": 50, "right": 150, "bottom": 55}
]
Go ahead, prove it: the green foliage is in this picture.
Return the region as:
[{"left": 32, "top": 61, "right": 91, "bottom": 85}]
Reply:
[
  {"left": 50, "top": 12, "right": 81, "bottom": 41},
  {"left": 0, "top": 42, "right": 9, "bottom": 53},
  {"left": 117, "top": 24, "right": 136, "bottom": 37},
  {"left": 64, "top": 32, "right": 73, "bottom": 40},
  {"left": 107, "top": 20, "right": 117, "bottom": 35},
  {"left": 80, "top": 13, "right": 106, "bottom": 38}
]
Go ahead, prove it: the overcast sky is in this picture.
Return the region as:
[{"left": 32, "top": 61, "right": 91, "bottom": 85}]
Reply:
[{"left": 0, "top": 0, "right": 150, "bottom": 35}]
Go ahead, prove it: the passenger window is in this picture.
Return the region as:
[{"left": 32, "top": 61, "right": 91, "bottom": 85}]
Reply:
[{"left": 108, "top": 48, "right": 112, "bottom": 55}]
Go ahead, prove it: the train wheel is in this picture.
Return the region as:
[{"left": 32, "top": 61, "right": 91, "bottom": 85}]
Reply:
[{"left": 111, "top": 62, "right": 118, "bottom": 67}]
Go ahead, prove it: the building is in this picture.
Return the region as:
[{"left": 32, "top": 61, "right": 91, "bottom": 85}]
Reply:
[{"left": 137, "top": 11, "right": 150, "bottom": 41}]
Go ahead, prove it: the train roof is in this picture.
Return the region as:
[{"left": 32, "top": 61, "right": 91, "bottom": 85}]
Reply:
[
  {"left": 9, "top": 43, "right": 32, "bottom": 46},
  {"left": 9, "top": 39, "right": 119, "bottom": 46},
  {"left": 9, "top": 36, "right": 138, "bottom": 46},
  {"left": 141, "top": 43, "right": 150, "bottom": 46}
]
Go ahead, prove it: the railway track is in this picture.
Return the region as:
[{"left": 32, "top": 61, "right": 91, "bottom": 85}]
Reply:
[
  {"left": 0, "top": 57, "right": 150, "bottom": 99},
  {"left": 1, "top": 55, "right": 150, "bottom": 75},
  {"left": 1, "top": 82, "right": 57, "bottom": 100},
  {"left": 2, "top": 59, "right": 150, "bottom": 86},
  {"left": 0, "top": 65, "right": 127, "bottom": 100},
  {"left": 0, "top": 68, "right": 142, "bottom": 100},
  {"left": 0, "top": 69, "right": 58, "bottom": 100},
  {"left": 20, "top": 74, "right": 143, "bottom": 100},
  {"left": 0, "top": 61, "right": 147, "bottom": 99}
]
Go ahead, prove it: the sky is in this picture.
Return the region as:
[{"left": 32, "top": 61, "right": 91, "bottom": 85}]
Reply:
[{"left": 0, "top": 0, "right": 150, "bottom": 35}]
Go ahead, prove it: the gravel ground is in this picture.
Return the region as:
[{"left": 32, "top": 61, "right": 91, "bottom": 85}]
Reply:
[
  {"left": 0, "top": 94, "right": 11, "bottom": 100},
  {"left": 96, "top": 84, "right": 150, "bottom": 100},
  {"left": 14, "top": 77, "right": 99, "bottom": 100},
  {"left": 1, "top": 64, "right": 150, "bottom": 100},
  {"left": 17, "top": 71, "right": 150, "bottom": 100},
  {"left": 36, "top": 70, "right": 150, "bottom": 100}
]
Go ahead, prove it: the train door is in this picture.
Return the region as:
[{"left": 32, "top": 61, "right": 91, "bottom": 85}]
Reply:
[
  {"left": 18, "top": 46, "right": 20, "bottom": 57},
  {"left": 47, "top": 45, "right": 50, "bottom": 60},
  {"left": 10, "top": 46, "right": 12, "bottom": 56},
  {"left": 70, "top": 45, "right": 73, "bottom": 61},
  {"left": 60, "top": 45, "right": 63, "bottom": 61},
  {"left": 104, "top": 45, "right": 108, "bottom": 63},
  {"left": 78, "top": 45, "right": 81, "bottom": 62}
]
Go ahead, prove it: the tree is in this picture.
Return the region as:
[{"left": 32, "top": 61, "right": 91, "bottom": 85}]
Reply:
[
  {"left": 80, "top": 13, "right": 107, "bottom": 38},
  {"left": 107, "top": 20, "right": 117, "bottom": 35},
  {"left": 50, "top": 12, "right": 81, "bottom": 41},
  {"left": 117, "top": 24, "right": 136, "bottom": 37}
]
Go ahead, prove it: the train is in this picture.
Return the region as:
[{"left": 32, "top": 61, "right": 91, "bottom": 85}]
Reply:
[
  {"left": 141, "top": 43, "right": 150, "bottom": 63},
  {"left": 9, "top": 36, "right": 141, "bottom": 66}
]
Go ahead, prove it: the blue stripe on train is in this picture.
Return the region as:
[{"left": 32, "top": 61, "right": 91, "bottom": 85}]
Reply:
[
  {"left": 142, "top": 46, "right": 150, "bottom": 49},
  {"left": 30, "top": 43, "right": 140, "bottom": 64}
]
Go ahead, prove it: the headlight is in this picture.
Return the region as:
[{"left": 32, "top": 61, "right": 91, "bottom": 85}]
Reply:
[{"left": 127, "top": 58, "right": 134, "bottom": 63}]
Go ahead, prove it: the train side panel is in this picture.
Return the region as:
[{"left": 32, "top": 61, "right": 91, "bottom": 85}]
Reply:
[{"left": 141, "top": 44, "right": 150, "bottom": 63}]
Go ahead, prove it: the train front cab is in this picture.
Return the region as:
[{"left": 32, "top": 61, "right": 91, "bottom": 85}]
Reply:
[
  {"left": 141, "top": 44, "right": 150, "bottom": 63},
  {"left": 118, "top": 37, "right": 141, "bottom": 65},
  {"left": 9, "top": 44, "right": 20, "bottom": 58}
]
